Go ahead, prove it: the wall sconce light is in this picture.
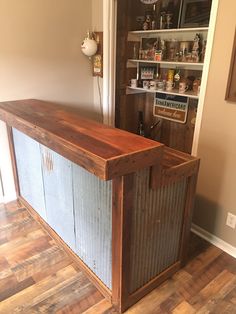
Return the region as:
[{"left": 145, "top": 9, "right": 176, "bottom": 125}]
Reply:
[{"left": 81, "top": 31, "right": 98, "bottom": 58}]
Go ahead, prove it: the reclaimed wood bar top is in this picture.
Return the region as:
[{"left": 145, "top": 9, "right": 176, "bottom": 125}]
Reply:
[{"left": 0, "top": 99, "right": 165, "bottom": 180}]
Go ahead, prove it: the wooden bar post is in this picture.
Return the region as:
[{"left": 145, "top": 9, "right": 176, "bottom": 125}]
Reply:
[
  {"left": 112, "top": 174, "right": 134, "bottom": 313},
  {"left": 179, "top": 160, "right": 200, "bottom": 265}
]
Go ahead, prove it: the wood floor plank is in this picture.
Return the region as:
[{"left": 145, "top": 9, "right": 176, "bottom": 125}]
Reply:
[
  {"left": 184, "top": 245, "right": 222, "bottom": 275},
  {"left": 6, "top": 234, "right": 53, "bottom": 266},
  {"left": 190, "top": 270, "right": 235, "bottom": 310},
  {"left": 0, "top": 229, "right": 46, "bottom": 255},
  {"left": 0, "top": 256, "right": 9, "bottom": 272},
  {"left": 159, "top": 291, "right": 183, "bottom": 312},
  {"left": 11, "top": 245, "right": 68, "bottom": 282},
  {"left": 0, "top": 276, "right": 35, "bottom": 302},
  {"left": 17, "top": 271, "right": 90, "bottom": 313},
  {"left": 82, "top": 299, "right": 114, "bottom": 314},
  {"left": 196, "top": 276, "right": 236, "bottom": 313},
  {"left": 0, "top": 216, "right": 39, "bottom": 241},
  {"left": 125, "top": 280, "right": 176, "bottom": 313},
  {"left": 0, "top": 265, "right": 78, "bottom": 313},
  {"left": 172, "top": 301, "right": 196, "bottom": 314},
  {"left": 178, "top": 252, "right": 230, "bottom": 301},
  {"left": 0, "top": 207, "right": 28, "bottom": 227},
  {"left": 32, "top": 257, "right": 73, "bottom": 282},
  {"left": 0, "top": 201, "right": 235, "bottom": 314},
  {"left": 54, "top": 285, "right": 103, "bottom": 314}
]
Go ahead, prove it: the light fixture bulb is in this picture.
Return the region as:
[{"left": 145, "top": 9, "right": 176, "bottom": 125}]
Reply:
[{"left": 81, "top": 37, "right": 98, "bottom": 57}]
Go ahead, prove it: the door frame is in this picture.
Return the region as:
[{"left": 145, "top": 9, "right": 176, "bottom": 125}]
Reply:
[
  {"left": 191, "top": 0, "right": 219, "bottom": 155},
  {"left": 103, "top": 0, "right": 117, "bottom": 126}
]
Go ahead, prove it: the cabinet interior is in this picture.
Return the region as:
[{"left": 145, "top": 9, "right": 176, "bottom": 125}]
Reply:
[{"left": 115, "top": 0, "right": 212, "bottom": 154}]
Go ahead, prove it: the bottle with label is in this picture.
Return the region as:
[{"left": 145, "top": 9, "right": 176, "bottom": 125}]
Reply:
[{"left": 137, "top": 111, "right": 145, "bottom": 137}]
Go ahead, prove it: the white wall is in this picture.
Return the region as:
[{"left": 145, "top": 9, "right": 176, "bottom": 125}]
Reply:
[
  {"left": 0, "top": 0, "right": 103, "bottom": 202},
  {"left": 193, "top": 0, "right": 236, "bottom": 247}
]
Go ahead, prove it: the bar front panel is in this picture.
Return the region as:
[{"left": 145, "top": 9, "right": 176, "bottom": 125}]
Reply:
[{"left": 73, "top": 164, "right": 112, "bottom": 289}]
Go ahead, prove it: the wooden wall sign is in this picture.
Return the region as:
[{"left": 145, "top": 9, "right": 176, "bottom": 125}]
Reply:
[
  {"left": 226, "top": 30, "right": 236, "bottom": 102},
  {"left": 154, "top": 93, "right": 189, "bottom": 124}
]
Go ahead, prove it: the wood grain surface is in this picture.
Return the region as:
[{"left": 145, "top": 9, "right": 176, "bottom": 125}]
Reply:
[
  {"left": 0, "top": 99, "right": 164, "bottom": 180},
  {"left": 0, "top": 201, "right": 235, "bottom": 313}
]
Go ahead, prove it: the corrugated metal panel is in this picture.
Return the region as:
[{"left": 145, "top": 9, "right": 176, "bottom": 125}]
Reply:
[
  {"left": 130, "top": 168, "right": 187, "bottom": 293},
  {"left": 72, "top": 163, "right": 112, "bottom": 289},
  {"left": 41, "top": 145, "right": 76, "bottom": 251},
  {"left": 12, "top": 129, "right": 46, "bottom": 220}
]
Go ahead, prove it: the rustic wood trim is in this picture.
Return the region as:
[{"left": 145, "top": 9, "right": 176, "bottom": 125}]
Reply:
[
  {"left": 162, "top": 159, "right": 200, "bottom": 186},
  {"left": 125, "top": 262, "right": 181, "bottom": 311},
  {"left": 179, "top": 160, "right": 200, "bottom": 265},
  {"left": 19, "top": 196, "right": 112, "bottom": 302},
  {"left": 107, "top": 145, "right": 164, "bottom": 180},
  {"left": 6, "top": 126, "right": 20, "bottom": 197},
  {"left": 112, "top": 174, "right": 134, "bottom": 313},
  {"left": 226, "top": 29, "right": 236, "bottom": 102}
]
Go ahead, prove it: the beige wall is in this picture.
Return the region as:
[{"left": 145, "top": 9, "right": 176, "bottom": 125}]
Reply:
[
  {"left": 193, "top": 0, "right": 236, "bottom": 247},
  {"left": 0, "top": 0, "right": 103, "bottom": 201},
  {"left": 0, "top": 0, "right": 101, "bottom": 118}
]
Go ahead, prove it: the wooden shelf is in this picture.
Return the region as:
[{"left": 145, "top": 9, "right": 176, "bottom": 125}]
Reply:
[
  {"left": 127, "top": 86, "right": 199, "bottom": 99},
  {"left": 128, "top": 59, "right": 204, "bottom": 68},
  {"left": 129, "top": 27, "right": 209, "bottom": 35}
]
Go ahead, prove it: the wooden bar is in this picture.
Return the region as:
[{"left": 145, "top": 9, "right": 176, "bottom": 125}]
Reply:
[
  {"left": 0, "top": 99, "right": 164, "bottom": 180},
  {"left": 0, "top": 99, "right": 200, "bottom": 313}
]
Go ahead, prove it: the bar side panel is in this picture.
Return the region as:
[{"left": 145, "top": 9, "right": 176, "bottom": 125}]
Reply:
[{"left": 130, "top": 168, "right": 187, "bottom": 293}]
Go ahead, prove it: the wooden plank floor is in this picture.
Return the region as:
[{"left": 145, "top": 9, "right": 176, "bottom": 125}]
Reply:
[{"left": 0, "top": 201, "right": 235, "bottom": 314}]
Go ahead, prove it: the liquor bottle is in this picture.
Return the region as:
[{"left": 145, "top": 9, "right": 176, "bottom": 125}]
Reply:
[{"left": 137, "top": 111, "right": 145, "bottom": 137}]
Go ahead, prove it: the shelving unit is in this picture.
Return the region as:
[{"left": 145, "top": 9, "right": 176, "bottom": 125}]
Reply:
[
  {"left": 115, "top": 0, "right": 218, "bottom": 155},
  {"left": 126, "top": 27, "right": 207, "bottom": 97},
  {"left": 129, "top": 27, "right": 209, "bottom": 35},
  {"left": 128, "top": 59, "right": 204, "bottom": 68},
  {"left": 127, "top": 86, "right": 199, "bottom": 99}
]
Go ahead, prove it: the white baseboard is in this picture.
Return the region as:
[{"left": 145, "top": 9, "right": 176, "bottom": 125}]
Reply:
[{"left": 191, "top": 223, "right": 236, "bottom": 259}]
